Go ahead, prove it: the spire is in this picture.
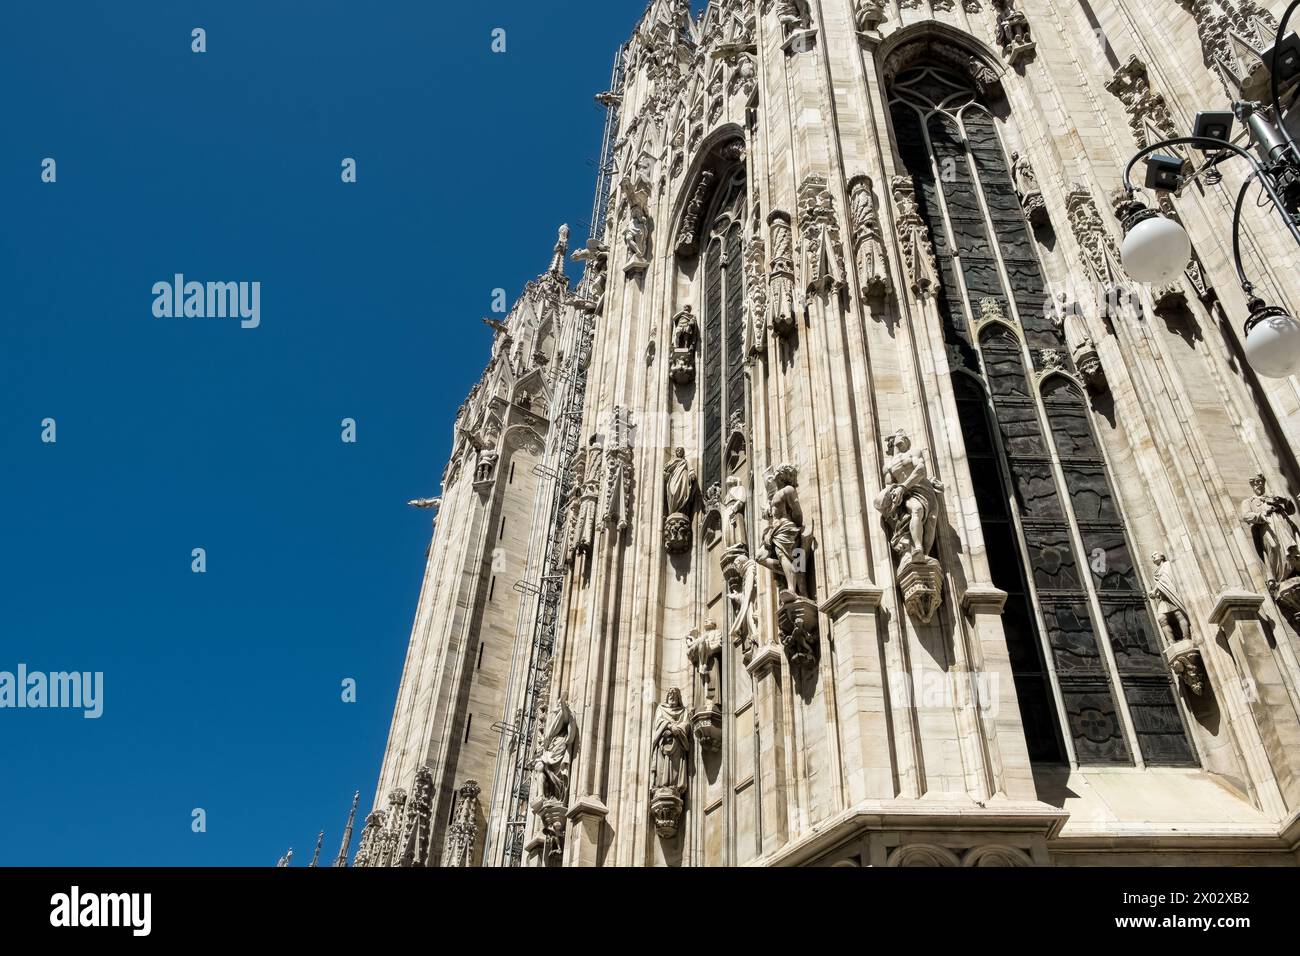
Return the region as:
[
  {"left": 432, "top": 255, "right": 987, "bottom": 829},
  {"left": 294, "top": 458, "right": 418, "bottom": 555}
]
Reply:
[
  {"left": 333, "top": 791, "right": 360, "bottom": 867},
  {"left": 308, "top": 830, "right": 325, "bottom": 867},
  {"left": 276, "top": 847, "right": 293, "bottom": 867}
]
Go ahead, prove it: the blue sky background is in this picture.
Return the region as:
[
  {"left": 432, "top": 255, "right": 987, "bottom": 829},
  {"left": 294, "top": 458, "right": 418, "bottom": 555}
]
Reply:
[{"left": 0, "top": 0, "right": 687, "bottom": 866}]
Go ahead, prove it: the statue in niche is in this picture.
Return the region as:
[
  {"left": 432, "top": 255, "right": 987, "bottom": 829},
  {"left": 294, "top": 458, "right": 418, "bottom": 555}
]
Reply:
[
  {"left": 686, "top": 621, "right": 723, "bottom": 750},
  {"left": 530, "top": 698, "right": 579, "bottom": 863},
  {"left": 649, "top": 688, "right": 691, "bottom": 838},
  {"left": 663, "top": 447, "right": 696, "bottom": 554},
  {"left": 722, "top": 474, "right": 750, "bottom": 552},
  {"left": 670, "top": 306, "right": 699, "bottom": 385},
  {"left": 1241, "top": 473, "right": 1300, "bottom": 612},
  {"left": 757, "top": 464, "right": 818, "bottom": 665},
  {"left": 875, "top": 429, "right": 945, "bottom": 623},
  {"left": 1010, "top": 151, "right": 1047, "bottom": 224}
]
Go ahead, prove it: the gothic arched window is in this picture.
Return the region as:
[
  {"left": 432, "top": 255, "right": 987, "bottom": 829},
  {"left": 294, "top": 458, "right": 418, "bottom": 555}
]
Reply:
[
  {"left": 701, "top": 169, "right": 749, "bottom": 493},
  {"left": 889, "top": 64, "right": 1195, "bottom": 767}
]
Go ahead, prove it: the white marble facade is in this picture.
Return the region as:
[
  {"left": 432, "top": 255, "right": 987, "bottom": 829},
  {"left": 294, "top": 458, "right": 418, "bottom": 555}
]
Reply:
[{"left": 367, "top": 0, "right": 1300, "bottom": 867}]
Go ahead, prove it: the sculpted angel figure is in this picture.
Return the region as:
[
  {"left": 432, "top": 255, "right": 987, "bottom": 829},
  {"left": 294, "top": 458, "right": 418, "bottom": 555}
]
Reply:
[
  {"left": 1241, "top": 472, "right": 1300, "bottom": 593},
  {"left": 758, "top": 463, "right": 809, "bottom": 598},
  {"left": 874, "top": 429, "right": 943, "bottom": 563}
]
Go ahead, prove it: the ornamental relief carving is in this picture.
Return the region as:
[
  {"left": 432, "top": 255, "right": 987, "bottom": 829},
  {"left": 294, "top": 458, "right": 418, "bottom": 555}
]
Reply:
[
  {"left": 797, "top": 174, "right": 847, "bottom": 297},
  {"left": 848, "top": 173, "right": 892, "bottom": 300},
  {"left": 1180, "top": 0, "right": 1279, "bottom": 97},
  {"left": 891, "top": 175, "right": 939, "bottom": 299},
  {"left": 1105, "top": 56, "right": 1182, "bottom": 155}
]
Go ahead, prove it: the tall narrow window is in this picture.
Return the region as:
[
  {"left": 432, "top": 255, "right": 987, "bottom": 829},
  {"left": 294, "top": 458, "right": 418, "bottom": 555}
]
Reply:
[
  {"left": 889, "top": 64, "right": 1194, "bottom": 766},
  {"left": 700, "top": 169, "right": 748, "bottom": 493}
]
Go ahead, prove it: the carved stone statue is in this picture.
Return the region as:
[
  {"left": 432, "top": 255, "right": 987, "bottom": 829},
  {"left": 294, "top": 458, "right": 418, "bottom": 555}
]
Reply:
[
  {"left": 758, "top": 464, "right": 809, "bottom": 598},
  {"left": 686, "top": 621, "right": 723, "bottom": 750},
  {"left": 1241, "top": 473, "right": 1300, "bottom": 612},
  {"left": 474, "top": 450, "right": 498, "bottom": 485},
  {"left": 875, "top": 429, "right": 945, "bottom": 623},
  {"left": 531, "top": 698, "right": 579, "bottom": 863},
  {"left": 722, "top": 475, "right": 749, "bottom": 552},
  {"left": 757, "top": 464, "right": 818, "bottom": 665},
  {"left": 663, "top": 447, "right": 696, "bottom": 554},
  {"left": 776, "top": 0, "right": 811, "bottom": 36},
  {"left": 1010, "top": 151, "right": 1047, "bottom": 224},
  {"left": 576, "top": 440, "right": 603, "bottom": 555},
  {"left": 1149, "top": 551, "right": 1193, "bottom": 646},
  {"left": 670, "top": 306, "right": 699, "bottom": 385},
  {"left": 854, "top": 0, "right": 887, "bottom": 31},
  {"left": 994, "top": 0, "right": 1036, "bottom": 66},
  {"left": 723, "top": 546, "right": 761, "bottom": 664},
  {"left": 849, "top": 175, "right": 891, "bottom": 299},
  {"left": 649, "top": 688, "right": 691, "bottom": 838},
  {"left": 766, "top": 211, "right": 798, "bottom": 339},
  {"left": 624, "top": 199, "right": 651, "bottom": 276}
]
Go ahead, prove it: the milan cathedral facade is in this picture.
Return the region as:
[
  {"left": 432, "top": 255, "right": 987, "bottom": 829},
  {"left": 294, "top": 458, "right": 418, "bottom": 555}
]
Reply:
[{"left": 359, "top": 0, "right": 1300, "bottom": 866}]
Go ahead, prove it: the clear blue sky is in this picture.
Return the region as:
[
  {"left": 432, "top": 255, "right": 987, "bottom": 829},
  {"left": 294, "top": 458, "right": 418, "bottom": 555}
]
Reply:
[{"left": 0, "top": 0, "right": 673, "bottom": 866}]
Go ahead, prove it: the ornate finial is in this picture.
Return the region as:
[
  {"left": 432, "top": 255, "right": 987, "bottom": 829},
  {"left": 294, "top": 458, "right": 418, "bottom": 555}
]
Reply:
[
  {"left": 334, "top": 791, "right": 360, "bottom": 867},
  {"left": 276, "top": 847, "right": 293, "bottom": 867}
]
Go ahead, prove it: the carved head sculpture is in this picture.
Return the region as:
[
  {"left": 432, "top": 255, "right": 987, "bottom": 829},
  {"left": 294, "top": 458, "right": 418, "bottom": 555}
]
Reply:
[
  {"left": 885, "top": 428, "right": 911, "bottom": 456},
  {"left": 1250, "top": 473, "right": 1267, "bottom": 495},
  {"left": 1151, "top": 551, "right": 1167, "bottom": 567},
  {"left": 767, "top": 462, "right": 798, "bottom": 490},
  {"left": 674, "top": 446, "right": 685, "bottom": 460},
  {"left": 667, "top": 687, "right": 683, "bottom": 709}
]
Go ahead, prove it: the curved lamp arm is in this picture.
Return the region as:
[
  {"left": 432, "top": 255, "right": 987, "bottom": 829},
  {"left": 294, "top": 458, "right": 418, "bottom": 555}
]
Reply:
[{"left": 1271, "top": 0, "right": 1300, "bottom": 165}]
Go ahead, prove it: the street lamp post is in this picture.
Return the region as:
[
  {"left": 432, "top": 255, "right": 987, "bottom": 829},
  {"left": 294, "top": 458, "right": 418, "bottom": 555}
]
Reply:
[{"left": 1116, "top": 2, "right": 1300, "bottom": 378}]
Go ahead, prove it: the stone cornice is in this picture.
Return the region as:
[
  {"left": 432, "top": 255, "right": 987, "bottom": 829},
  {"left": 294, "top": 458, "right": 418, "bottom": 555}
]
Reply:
[
  {"left": 962, "top": 584, "right": 1009, "bottom": 615},
  {"left": 1209, "top": 589, "right": 1266, "bottom": 626},
  {"left": 819, "top": 582, "right": 885, "bottom": 619}
]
